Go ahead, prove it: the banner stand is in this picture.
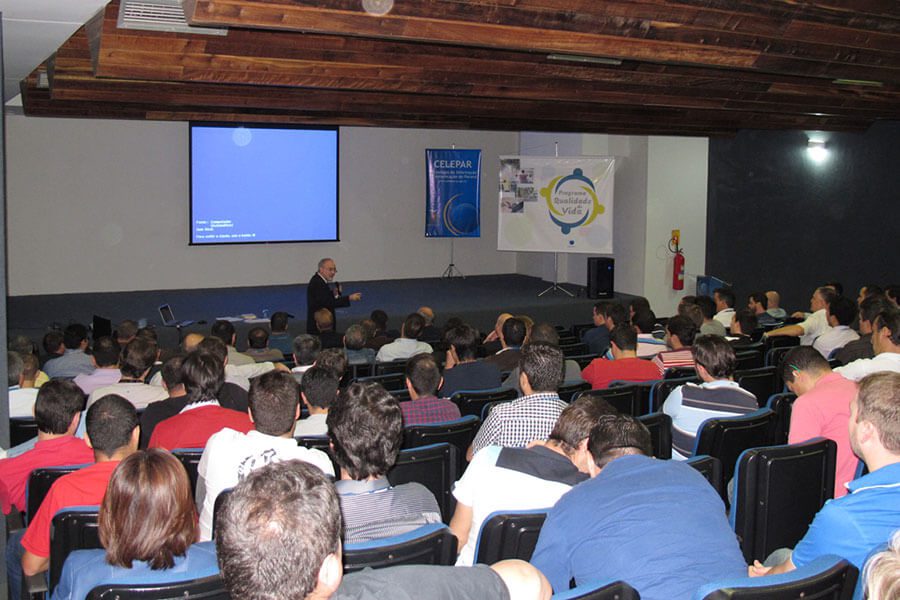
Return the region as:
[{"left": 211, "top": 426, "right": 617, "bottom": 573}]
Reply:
[
  {"left": 441, "top": 238, "right": 465, "bottom": 279},
  {"left": 538, "top": 252, "right": 574, "bottom": 297}
]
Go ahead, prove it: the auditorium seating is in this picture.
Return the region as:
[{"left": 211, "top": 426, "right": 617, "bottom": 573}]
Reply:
[
  {"left": 294, "top": 436, "right": 340, "bottom": 475},
  {"left": 558, "top": 381, "right": 591, "bottom": 402},
  {"left": 637, "top": 413, "right": 673, "bottom": 460},
  {"left": 685, "top": 455, "right": 725, "bottom": 501},
  {"left": 765, "top": 392, "right": 798, "bottom": 445},
  {"left": 26, "top": 465, "right": 87, "bottom": 525},
  {"left": 474, "top": 510, "right": 548, "bottom": 564},
  {"left": 649, "top": 376, "right": 700, "bottom": 413},
  {"left": 664, "top": 366, "right": 697, "bottom": 380},
  {"left": 569, "top": 353, "right": 602, "bottom": 370},
  {"left": 402, "top": 415, "right": 480, "bottom": 472},
  {"left": 552, "top": 580, "right": 641, "bottom": 600},
  {"left": 48, "top": 506, "right": 102, "bottom": 595},
  {"left": 734, "top": 349, "right": 765, "bottom": 371},
  {"left": 352, "top": 372, "right": 406, "bottom": 392},
  {"left": 375, "top": 359, "right": 407, "bottom": 376},
  {"left": 575, "top": 386, "right": 642, "bottom": 417},
  {"left": 735, "top": 366, "right": 779, "bottom": 406},
  {"left": 693, "top": 408, "right": 775, "bottom": 484},
  {"left": 85, "top": 574, "right": 230, "bottom": 600},
  {"left": 451, "top": 387, "right": 518, "bottom": 418},
  {"left": 172, "top": 449, "right": 204, "bottom": 494},
  {"left": 10, "top": 418, "right": 39, "bottom": 447},
  {"left": 387, "top": 443, "right": 458, "bottom": 524},
  {"left": 343, "top": 523, "right": 457, "bottom": 573}
]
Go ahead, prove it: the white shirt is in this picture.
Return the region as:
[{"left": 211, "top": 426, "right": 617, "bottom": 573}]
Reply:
[
  {"left": 636, "top": 334, "right": 667, "bottom": 358},
  {"left": 834, "top": 352, "right": 900, "bottom": 382},
  {"left": 87, "top": 381, "right": 169, "bottom": 410},
  {"left": 799, "top": 309, "right": 829, "bottom": 346},
  {"left": 149, "top": 361, "right": 275, "bottom": 391},
  {"left": 9, "top": 387, "right": 39, "bottom": 419},
  {"left": 813, "top": 326, "right": 859, "bottom": 359},
  {"left": 196, "top": 428, "right": 334, "bottom": 540},
  {"left": 375, "top": 338, "right": 434, "bottom": 363},
  {"left": 294, "top": 413, "right": 328, "bottom": 436},
  {"left": 713, "top": 308, "right": 735, "bottom": 328}
]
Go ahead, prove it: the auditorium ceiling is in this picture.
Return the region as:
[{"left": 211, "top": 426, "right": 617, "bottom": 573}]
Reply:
[{"left": 14, "top": 0, "right": 900, "bottom": 136}]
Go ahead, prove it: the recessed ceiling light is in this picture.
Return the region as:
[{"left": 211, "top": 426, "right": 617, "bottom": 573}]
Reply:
[
  {"left": 832, "top": 79, "right": 883, "bottom": 87},
  {"left": 547, "top": 54, "right": 623, "bottom": 66}
]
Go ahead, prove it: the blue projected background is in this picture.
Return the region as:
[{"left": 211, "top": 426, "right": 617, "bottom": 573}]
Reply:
[{"left": 190, "top": 125, "right": 338, "bottom": 244}]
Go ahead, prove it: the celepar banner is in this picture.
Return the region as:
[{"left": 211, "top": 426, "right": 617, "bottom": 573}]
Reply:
[{"left": 425, "top": 149, "right": 482, "bottom": 238}]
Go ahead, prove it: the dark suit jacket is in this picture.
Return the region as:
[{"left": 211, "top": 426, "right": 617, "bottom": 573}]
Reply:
[
  {"left": 306, "top": 273, "right": 351, "bottom": 334},
  {"left": 483, "top": 348, "right": 522, "bottom": 373}
]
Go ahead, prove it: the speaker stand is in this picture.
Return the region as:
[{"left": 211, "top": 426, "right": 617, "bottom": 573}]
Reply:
[
  {"left": 538, "top": 253, "right": 574, "bottom": 297},
  {"left": 442, "top": 238, "right": 465, "bottom": 279}
]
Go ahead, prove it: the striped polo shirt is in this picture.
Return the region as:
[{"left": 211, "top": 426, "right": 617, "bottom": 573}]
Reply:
[{"left": 335, "top": 477, "right": 442, "bottom": 544}]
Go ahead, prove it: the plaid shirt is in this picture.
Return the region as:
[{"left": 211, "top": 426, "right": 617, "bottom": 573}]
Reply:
[
  {"left": 400, "top": 396, "right": 461, "bottom": 426},
  {"left": 471, "top": 392, "right": 567, "bottom": 454}
]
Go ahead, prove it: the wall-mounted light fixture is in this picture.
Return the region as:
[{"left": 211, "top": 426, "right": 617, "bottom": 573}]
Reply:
[
  {"left": 362, "top": 0, "right": 393, "bottom": 16},
  {"left": 807, "top": 139, "right": 828, "bottom": 163}
]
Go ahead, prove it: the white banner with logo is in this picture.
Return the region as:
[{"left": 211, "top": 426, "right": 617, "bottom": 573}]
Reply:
[{"left": 497, "top": 156, "right": 614, "bottom": 254}]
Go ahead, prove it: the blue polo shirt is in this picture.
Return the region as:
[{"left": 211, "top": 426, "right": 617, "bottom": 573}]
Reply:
[{"left": 793, "top": 462, "right": 900, "bottom": 569}]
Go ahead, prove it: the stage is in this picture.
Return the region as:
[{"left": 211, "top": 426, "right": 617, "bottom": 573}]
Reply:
[{"left": 7, "top": 274, "right": 634, "bottom": 350}]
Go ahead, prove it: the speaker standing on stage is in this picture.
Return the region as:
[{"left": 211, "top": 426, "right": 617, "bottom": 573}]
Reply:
[{"left": 306, "top": 258, "right": 362, "bottom": 334}]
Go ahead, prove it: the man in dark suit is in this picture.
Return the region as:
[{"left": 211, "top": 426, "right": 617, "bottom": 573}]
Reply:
[{"left": 306, "top": 258, "right": 361, "bottom": 334}]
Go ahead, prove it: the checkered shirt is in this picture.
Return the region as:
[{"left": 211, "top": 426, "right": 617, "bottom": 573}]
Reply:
[
  {"left": 471, "top": 392, "right": 567, "bottom": 454},
  {"left": 400, "top": 395, "right": 462, "bottom": 426}
]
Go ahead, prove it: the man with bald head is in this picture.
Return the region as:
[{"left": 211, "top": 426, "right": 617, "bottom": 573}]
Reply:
[
  {"left": 766, "top": 291, "right": 788, "bottom": 321},
  {"left": 306, "top": 258, "right": 361, "bottom": 334},
  {"left": 418, "top": 306, "right": 442, "bottom": 343}
]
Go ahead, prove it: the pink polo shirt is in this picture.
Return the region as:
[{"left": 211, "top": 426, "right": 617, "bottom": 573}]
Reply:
[{"left": 788, "top": 372, "right": 859, "bottom": 498}]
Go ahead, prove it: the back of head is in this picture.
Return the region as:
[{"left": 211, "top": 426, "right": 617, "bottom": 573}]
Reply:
[
  {"left": 501, "top": 317, "right": 527, "bottom": 347},
  {"left": 116, "top": 320, "right": 139, "bottom": 342},
  {"left": 300, "top": 366, "right": 339, "bottom": 410},
  {"left": 733, "top": 308, "right": 758, "bottom": 335},
  {"left": 667, "top": 315, "right": 698, "bottom": 347},
  {"left": 315, "top": 348, "right": 348, "bottom": 381},
  {"left": 715, "top": 287, "right": 736, "bottom": 308},
  {"left": 588, "top": 414, "right": 652, "bottom": 469},
  {"left": 247, "top": 327, "right": 269, "bottom": 350},
  {"left": 92, "top": 336, "right": 121, "bottom": 368},
  {"left": 874, "top": 309, "right": 900, "bottom": 346},
  {"left": 314, "top": 308, "right": 334, "bottom": 332},
  {"left": 211, "top": 320, "right": 236, "bottom": 345},
  {"left": 694, "top": 295, "right": 717, "bottom": 320},
  {"left": 605, "top": 303, "right": 630, "bottom": 328},
  {"left": 828, "top": 296, "right": 858, "bottom": 326},
  {"left": 249, "top": 371, "right": 300, "bottom": 436},
  {"left": 887, "top": 285, "right": 900, "bottom": 306},
  {"left": 549, "top": 396, "right": 617, "bottom": 455},
  {"left": 629, "top": 296, "right": 652, "bottom": 315},
  {"left": 691, "top": 334, "right": 737, "bottom": 379},
  {"left": 417, "top": 306, "right": 435, "bottom": 325},
  {"left": 528, "top": 322, "right": 560, "bottom": 346},
  {"left": 86, "top": 394, "right": 138, "bottom": 456},
  {"left": 632, "top": 310, "right": 656, "bottom": 334},
  {"left": 781, "top": 345, "right": 830, "bottom": 385},
  {"left": 160, "top": 354, "right": 186, "bottom": 389},
  {"left": 270, "top": 311, "right": 290, "bottom": 333},
  {"left": 444, "top": 323, "right": 478, "bottom": 360},
  {"left": 42, "top": 330, "right": 65, "bottom": 355},
  {"left": 182, "top": 333, "right": 206, "bottom": 354},
  {"left": 7, "top": 351, "right": 23, "bottom": 386},
  {"left": 370, "top": 309, "right": 389, "bottom": 331},
  {"left": 100, "top": 449, "right": 195, "bottom": 569},
  {"left": 136, "top": 328, "right": 158, "bottom": 344},
  {"left": 609, "top": 325, "right": 637, "bottom": 352},
  {"left": 816, "top": 286, "right": 838, "bottom": 307},
  {"left": 119, "top": 337, "right": 158, "bottom": 379},
  {"left": 823, "top": 281, "right": 844, "bottom": 297},
  {"left": 35, "top": 379, "right": 86, "bottom": 434},
  {"left": 182, "top": 351, "right": 225, "bottom": 404},
  {"left": 864, "top": 530, "right": 900, "bottom": 600},
  {"left": 292, "top": 334, "right": 321, "bottom": 366},
  {"left": 216, "top": 460, "right": 341, "bottom": 600},
  {"left": 327, "top": 381, "right": 402, "bottom": 479},
  {"left": 405, "top": 353, "right": 441, "bottom": 397},
  {"left": 521, "top": 342, "right": 564, "bottom": 393},
  {"left": 856, "top": 371, "right": 900, "bottom": 454},
  {"left": 860, "top": 296, "right": 889, "bottom": 325},
  {"left": 679, "top": 304, "right": 704, "bottom": 328},
  {"left": 748, "top": 291, "right": 768, "bottom": 309},
  {"left": 403, "top": 312, "right": 425, "bottom": 340},
  {"left": 9, "top": 335, "right": 37, "bottom": 357},
  {"left": 344, "top": 324, "right": 367, "bottom": 350},
  {"left": 196, "top": 336, "right": 227, "bottom": 365},
  {"left": 63, "top": 323, "right": 88, "bottom": 350}
]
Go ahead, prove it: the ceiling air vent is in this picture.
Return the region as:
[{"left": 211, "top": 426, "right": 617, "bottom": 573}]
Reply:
[{"left": 118, "top": 0, "right": 228, "bottom": 36}]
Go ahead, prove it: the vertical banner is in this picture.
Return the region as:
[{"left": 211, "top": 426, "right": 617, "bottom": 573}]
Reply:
[
  {"left": 497, "top": 156, "right": 614, "bottom": 253},
  {"left": 425, "top": 149, "right": 482, "bottom": 237}
]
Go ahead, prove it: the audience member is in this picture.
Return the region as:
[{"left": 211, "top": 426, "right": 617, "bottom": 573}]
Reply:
[
  {"left": 327, "top": 381, "right": 441, "bottom": 543},
  {"left": 365, "top": 309, "right": 395, "bottom": 350},
  {"left": 295, "top": 366, "right": 339, "bottom": 436},
  {"left": 314, "top": 308, "right": 344, "bottom": 349},
  {"left": 401, "top": 354, "right": 460, "bottom": 426},
  {"left": 713, "top": 287, "right": 737, "bottom": 328},
  {"left": 729, "top": 308, "right": 758, "bottom": 348},
  {"left": 244, "top": 326, "right": 285, "bottom": 363},
  {"left": 88, "top": 338, "right": 167, "bottom": 410},
  {"left": 483, "top": 317, "right": 526, "bottom": 372},
  {"left": 836, "top": 309, "right": 900, "bottom": 380},
  {"left": 375, "top": 313, "right": 434, "bottom": 362},
  {"left": 766, "top": 290, "right": 788, "bottom": 320},
  {"left": 886, "top": 285, "right": 899, "bottom": 307},
  {"left": 678, "top": 300, "right": 704, "bottom": 329},
  {"left": 114, "top": 319, "right": 139, "bottom": 350},
  {"left": 314, "top": 347, "right": 349, "bottom": 383},
  {"left": 268, "top": 311, "right": 294, "bottom": 356},
  {"left": 748, "top": 291, "right": 778, "bottom": 326},
  {"left": 43, "top": 323, "right": 94, "bottom": 379},
  {"left": 664, "top": 335, "right": 758, "bottom": 459},
  {"left": 211, "top": 320, "right": 255, "bottom": 366},
  {"left": 767, "top": 286, "right": 836, "bottom": 345},
  {"left": 418, "top": 306, "right": 442, "bottom": 343},
  {"left": 813, "top": 295, "right": 860, "bottom": 358},
  {"left": 823, "top": 281, "right": 845, "bottom": 297},
  {"left": 580, "top": 303, "right": 611, "bottom": 356},
  {"left": 628, "top": 297, "right": 657, "bottom": 327},
  {"left": 197, "top": 371, "right": 334, "bottom": 540},
  {"left": 863, "top": 529, "right": 900, "bottom": 600},
  {"left": 581, "top": 326, "right": 660, "bottom": 390},
  {"left": 191, "top": 336, "right": 260, "bottom": 409},
  {"left": 835, "top": 295, "right": 888, "bottom": 364},
  {"left": 139, "top": 354, "right": 189, "bottom": 448},
  {"left": 531, "top": 414, "right": 745, "bottom": 599},
  {"left": 696, "top": 295, "right": 727, "bottom": 337},
  {"left": 651, "top": 315, "right": 698, "bottom": 376},
  {"left": 501, "top": 323, "right": 582, "bottom": 392},
  {"left": 41, "top": 330, "right": 65, "bottom": 367},
  {"left": 291, "top": 333, "right": 321, "bottom": 382},
  {"left": 73, "top": 336, "right": 122, "bottom": 396},
  {"left": 8, "top": 351, "right": 39, "bottom": 419},
  {"left": 343, "top": 323, "right": 376, "bottom": 365},
  {"left": 53, "top": 449, "right": 220, "bottom": 599},
  {"left": 481, "top": 313, "right": 513, "bottom": 356},
  {"left": 9, "top": 335, "right": 48, "bottom": 387},
  {"left": 441, "top": 324, "right": 502, "bottom": 397},
  {"left": 782, "top": 346, "right": 858, "bottom": 497},
  {"left": 857, "top": 284, "right": 884, "bottom": 306}
]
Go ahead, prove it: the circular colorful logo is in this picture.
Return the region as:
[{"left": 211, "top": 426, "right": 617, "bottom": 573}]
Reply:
[{"left": 540, "top": 168, "right": 604, "bottom": 234}]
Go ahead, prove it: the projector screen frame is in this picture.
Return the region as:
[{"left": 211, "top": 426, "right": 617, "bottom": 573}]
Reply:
[{"left": 188, "top": 121, "right": 341, "bottom": 246}]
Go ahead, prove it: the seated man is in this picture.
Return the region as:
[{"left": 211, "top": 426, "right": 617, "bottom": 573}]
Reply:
[
  {"left": 314, "top": 308, "right": 344, "bottom": 350},
  {"left": 767, "top": 286, "right": 836, "bottom": 346},
  {"left": 114, "top": 320, "right": 138, "bottom": 350},
  {"left": 291, "top": 333, "right": 321, "bottom": 383},
  {"left": 501, "top": 324, "right": 583, "bottom": 392},
  {"left": 782, "top": 346, "right": 858, "bottom": 497},
  {"left": 836, "top": 308, "right": 900, "bottom": 381},
  {"left": 766, "top": 290, "right": 788, "bottom": 321},
  {"left": 9, "top": 395, "right": 138, "bottom": 599},
  {"left": 295, "top": 366, "right": 339, "bottom": 436},
  {"left": 835, "top": 295, "right": 888, "bottom": 365},
  {"left": 197, "top": 371, "right": 334, "bottom": 541},
  {"left": 216, "top": 460, "right": 550, "bottom": 600},
  {"left": 751, "top": 372, "right": 900, "bottom": 575},
  {"left": 8, "top": 352, "right": 39, "bottom": 419},
  {"left": 244, "top": 326, "right": 285, "bottom": 363},
  {"left": 663, "top": 335, "right": 759, "bottom": 459},
  {"left": 729, "top": 308, "right": 759, "bottom": 348},
  {"left": 581, "top": 325, "right": 661, "bottom": 390},
  {"left": 73, "top": 336, "right": 121, "bottom": 396},
  {"left": 418, "top": 306, "right": 443, "bottom": 343},
  {"left": 138, "top": 354, "right": 189, "bottom": 448},
  {"left": 451, "top": 397, "right": 614, "bottom": 566},
  {"left": 365, "top": 310, "right": 397, "bottom": 351},
  {"left": 483, "top": 317, "right": 526, "bottom": 373},
  {"left": 748, "top": 291, "right": 779, "bottom": 327},
  {"left": 343, "top": 324, "right": 376, "bottom": 366},
  {"left": 375, "top": 313, "right": 434, "bottom": 363},
  {"left": 0, "top": 380, "right": 93, "bottom": 516},
  {"left": 651, "top": 315, "right": 698, "bottom": 377},
  {"left": 531, "top": 414, "right": 746, "bottom": 599},
  {"left": 696, "top": 295, "right": 727, "bottom": 337},
  {"left": 813, "top": 295, "right": 860, "bottom": 358},
  {"left": 713, "top": 287, "right": 737, "bottom": 328},
  {"left": 211, "top": 320, "right": 255, "bottom": 366},
  {"left": 401, "top": 354, "right": 460, "bottom": 426},
  {"left": 470, "top": 343, "right": 568, "bottom": 460},
  {"left": 267, "top": 311, "right": 294, "bottom": 356},
  {"left": 481, "top": 313, "right": 513, "bottom": 357},
  {"left": 43, "top": 324, "right": 95, "bottom": 379},
  {"left": 328, "top": 381, "right": 442, "bottom": 543},
  {"left": 440, "top": 324, "right": 502, "bottom": 397},
  {"left": 88, "top": 337, "right": 168, "bottom": 410}
]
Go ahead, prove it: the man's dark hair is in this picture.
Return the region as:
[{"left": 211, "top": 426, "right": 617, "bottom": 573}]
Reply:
[
  {"left": 42, "top": 330, "right": 65, "bottom": 355},
  {"left": 9, "top": 335, "right": 38, "bottom": 357},
  {"left": 444, "top": 324, "right": 478, "bottom": 360},
  {"left": 370, "top": 310, "right": 389, "bottom": 332},
  {"left": 8, "top": 351, "right": 23, "bottom": 386},
  {"left": 629, "top": 297, "right": 652, "bottom": 315},
  {"left": 749, "top": 291, "right": 768, "bottom": 310},
  {"left": 632, "top": 311, "right": 656, "bottom": 334},
  {"left": 520, "top": 342, "right": 564, "bottom": 393},
  {"left": 714, "top": 287, "right": 736, "bottom": 308},
  {"left": 247, "top": 327, "right": 270, "bottom": 350},
  {"left": 828, "top": 296, "right": 858, "bottom": 327},
  {"left": 694, "top": 296, "right": 717, "bottom": 320},
  {"left": 210, "top": 320, "right": 236, "bottom": 345},
  {"left": 270, "top": 311, "right": 290, "bottom": 333},
  {"left": 160, "top": 354, "right": 186, "bottom": 389},
  {"left": 691, "top": 335, "right": 737, "bottom": 379},
  {"left": 86, "top": 394, "right": 138, "bottom": 456},
  {"left": 119, "top": 338, "right": 158, "bottom": 379},
  {"left": 196, "top": 336, "right": 228, "bottom": 365},
  {"left": 216, "top": 460, "right": 341, "bottom": 600},
  {"left": 588, "top": 414, "right": 652, "bottom": 469},
  {"left": 861, "top": 284, "right": 884, "bottom": 300},
  {"left": 823, "top": 281, "right": 844, "bottom": 297},
  {"left": 182, "top": 351, "right": 225, "bottom": 404},
  {"left": 116, "top": 320, "right": 139, "bottom": 342},
  {"left": 315, "top": 348, "right": 348, "bottom": 380},
  {"left": 292, "top": 334, "right": 321, "bottom": 366},
  {"left": 733, "top": 308, "right": 758, "bottom": 335},
  {"left": 136, "top": 328, "right": 158, "bottom": 343},
  {"left": 605, "top": 303, "right": 629, "bottom": 328},
  {"left": 529, "top": 323, "right": 560, "bottom": 346},
  {"left": 816, "top": 286, "right": 838, "bottom": 307},
  {"left": 548, "top": 396, "right": 617, "bottom": 455},
  {"left": 609, "top": 325, "right": 637, "bottom": 352},
  {"left": 249, "top": 371, "right": 299, "bottom": 436},
  {"left": 92, "top": 336, "right": 120, "bottom": 368},
  {"left": 874, "top": 309, "right": 900, "bottom": 346},
  {"left": 402, "top": 313, "right": 425, "bottom": 340},
  {"left": 501, "top": 317, "right": 527, "bottom": 347},
  {"left": 327, "top": 381, "right": 402, "bottom": 479},
  {"left": 666, "top": 315, "right": 698, "bottom": 347},
  {"left": 300, "top": 366, "right": 339, "bottom": 410},
  {"left": 781, "top": 346, "right": 830, "bottom": 384},
  {"left": 35, "top": 379, "right": 86, "bottom": 434},
  {"left": 593, "top": 302, "right": 608, "bottom": 317},
  {"left": 63, "top": 323, "right": 89, "bottom": 350},
  {"left": 344, "top": 324, "right": 367, "bottom": 350},
  {"left": 679, "top": 304, "right": 704, "bottom": 328},
  {"left": 886, "top": 285, "right": 900, "bottom": 305},
  {"left": 405, "top": 353, "right": 441, "bottom": 397},
  {"left": 860, "top": 296, "right": 889, "bottom": 325}
]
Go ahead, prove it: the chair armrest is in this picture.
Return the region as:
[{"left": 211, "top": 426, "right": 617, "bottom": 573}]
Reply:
[{"left": 24, "top": 571, "right": 48, "bottom": 599}]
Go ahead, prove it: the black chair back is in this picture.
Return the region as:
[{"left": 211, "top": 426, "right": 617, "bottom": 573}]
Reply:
[
  {"left": 560, "top": 342, "right": 589, "bottom": 357},
  {"left": 392, "top": 388, "right": 411, "bottom": 402},
  {"left": 343, "top": 524, "right": 457, "bottom": 573},
  {"left": 694, "top": 409, "right": 775, "bottom": 485},
  {"left": 664, "top": 366, "right": 696, "bottom": 380},
  {"left": 349, "top": 362, "right": 374, "bottom": 379},
  {"left": 637, "top": 413, "right": 672, "bottom": 460},
  {"left": 10, "top": 418, "right": 39, "bottom": 447},
  {"left": 577, "top": 386, "right": 642, "bottom": 417},
  {"left": 558, "top": 381, "right": 591, "bottom": 403},
  {"left": 734, "top": 350, "right": 764, "bottom": 371},
  {"left": 732, "top": 438, "right": 837, "bottom": 564},
  {"left": 27, "top": 465, "right": 87, "bottom": 524},
  {"left": 50, "top": 507, "right": 101, "bottom": 593},
  {"left": 685, "top": 455, "right": 725, "bottom": 501},
  {"left": 474, "top": 511, "right": 547, "bottom": 564},
  {"left": 402, "top": 415, "right": 480, "bottom": 472},
  {"left": 481, "top": 400, "right": 512, "bottom": 421},
  {"left": 172, "top": 449, "right": 204, "bottom": 494},
  {"left": 86, "top": 575, "right": 230, "bottom": 599},
  {"left": 735, "top": 367, "right": 779, "bottom": 406},
  {"left": 650, "top": 376, "right": 700, "bottom": 413},
  {"left": 554, "top": 580, "right": 641, "bottom": 600},
  {"left": 765, "top": 393, "right": 797, "bottom": 445},
  {"left": 765, "top": 345, "right": 794, "bottom": 369},
  {"left": 294, "top": 436, "right": 340, "bottom": 475},
  {"left": 387, "top": 443, "right": 458, "bottom": 524},
  {"left": 764, "top": 335, "right": 800, "bottom": 352},
  {"left": 451, "top": 388, "right": 518, "bottom": 418},
  {"left": 695, "top": 555, "right": 857, "bottom": 600},
  {"left": 375, "top": 359, "right": 408, "bottom": 376},
  {"left": 568, "top": 353, "right": 601, "bottom": 370},
  {"left": 353, "top": 372, "right": 406, "bottom": 392}
]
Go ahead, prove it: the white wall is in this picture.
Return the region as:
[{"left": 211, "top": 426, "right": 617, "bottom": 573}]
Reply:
[{"left": 6, "top": 117, "right": 518, "bottom": 295}]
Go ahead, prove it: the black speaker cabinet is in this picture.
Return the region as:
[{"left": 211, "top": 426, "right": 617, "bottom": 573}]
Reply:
[{"left": 587, "top": 257, "right": 615, "bottom": 299}]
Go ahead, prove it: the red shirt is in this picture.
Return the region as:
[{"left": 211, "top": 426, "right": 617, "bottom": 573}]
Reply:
[
  {"left": 21, "top": 460, "right": 119, "bottom": 558},
  {"left": 789, "top": 372, "right": 859, "bottom": 498},
  {"left": 0, "top": 436, "right": 93, "bottom": 514},
  {"left": 581, "top": 357, "right": 661, "bottom": 390},
  {"left": 148, "top": 404, "right": 253, "bottom": 450}
]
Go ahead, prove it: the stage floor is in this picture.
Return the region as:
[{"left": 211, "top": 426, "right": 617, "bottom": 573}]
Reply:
[{"left": 8, "top": 274, "right": 633, "bottom": 350}]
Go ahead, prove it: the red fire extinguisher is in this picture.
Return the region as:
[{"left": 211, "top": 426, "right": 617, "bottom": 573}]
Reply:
[{"left": 669, "top": 230, "right": 685, "bottom": 290}]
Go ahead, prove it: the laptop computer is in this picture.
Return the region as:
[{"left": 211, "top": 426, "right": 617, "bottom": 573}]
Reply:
[{"left": 158, "top": 304, "right": 194, "bottom": 328}]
